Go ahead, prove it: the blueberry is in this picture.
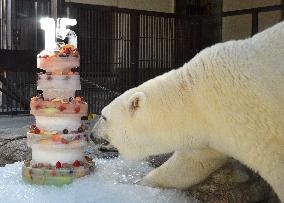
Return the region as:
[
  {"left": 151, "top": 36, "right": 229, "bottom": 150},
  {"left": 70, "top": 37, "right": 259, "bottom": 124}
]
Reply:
[
  {"left": 81, "top": 116, "right": 87, "bottom": 120},
  {"left": 63, "top": 129, "right": 69, "bottom": 134},
  {"left": 78, "top": 127, "right": 84, "bottom": 133}
]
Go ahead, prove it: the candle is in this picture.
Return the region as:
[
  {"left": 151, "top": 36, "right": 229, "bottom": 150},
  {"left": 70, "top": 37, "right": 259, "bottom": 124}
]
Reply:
[
  {"left": 40, "top": 18, "right": 56, "bottom": 50},
  {"left": 56, "top": 18, "right": 78, "bottom": 48}
]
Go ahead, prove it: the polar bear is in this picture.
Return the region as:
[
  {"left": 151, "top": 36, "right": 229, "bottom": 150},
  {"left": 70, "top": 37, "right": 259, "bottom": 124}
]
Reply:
[{"left": 95, "top": 21, "right": 284, "bottom": 202}]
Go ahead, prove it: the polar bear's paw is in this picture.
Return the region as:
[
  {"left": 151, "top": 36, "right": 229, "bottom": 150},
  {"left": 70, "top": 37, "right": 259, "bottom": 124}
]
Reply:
[
  {"left": 135, "top": 170, "right": 171, "bottom": 188},
  {"left": 135, "top": 177, "right": 156, "bottom": 187},
  {"left": 135, "top": 150, "right": 228, "bottom": 189}
]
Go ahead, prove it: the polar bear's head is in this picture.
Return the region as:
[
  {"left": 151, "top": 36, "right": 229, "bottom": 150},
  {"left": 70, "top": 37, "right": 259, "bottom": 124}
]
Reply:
[
  {"left": 94, "top": 75, "right": 200, "bottom": 160},
  {"left": 95, "top": 88, "right": 157, "bottom": 160}
]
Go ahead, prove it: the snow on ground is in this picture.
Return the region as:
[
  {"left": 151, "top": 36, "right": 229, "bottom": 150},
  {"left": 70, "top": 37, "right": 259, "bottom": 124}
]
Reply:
[
  {"left": 0, "top": 159, "right": 199, "bottom": 203},
  {"left": 0, "top": 116, "right": 199, "bottom": 203}
]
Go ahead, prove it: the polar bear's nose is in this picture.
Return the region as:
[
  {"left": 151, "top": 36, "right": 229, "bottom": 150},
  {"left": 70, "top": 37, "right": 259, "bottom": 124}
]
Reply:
[{"left": 101, "top": 139, "right": 109, "bottom": 145}]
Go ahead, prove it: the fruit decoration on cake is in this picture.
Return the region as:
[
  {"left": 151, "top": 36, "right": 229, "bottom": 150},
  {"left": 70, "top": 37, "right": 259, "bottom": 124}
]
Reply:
[{"left": 22, "top": 17, "right": 95, "bottom": 186}]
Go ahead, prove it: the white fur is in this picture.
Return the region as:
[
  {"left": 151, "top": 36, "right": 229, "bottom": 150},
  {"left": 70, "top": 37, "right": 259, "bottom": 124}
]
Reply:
[{"left": 95, "top": 21, "right": 284, "bottom": 202}]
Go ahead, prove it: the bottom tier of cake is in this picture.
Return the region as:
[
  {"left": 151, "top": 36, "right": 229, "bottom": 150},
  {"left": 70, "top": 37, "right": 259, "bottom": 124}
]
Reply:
[{"left": 22, "top": 157, "right": 95, "bottom": 186}]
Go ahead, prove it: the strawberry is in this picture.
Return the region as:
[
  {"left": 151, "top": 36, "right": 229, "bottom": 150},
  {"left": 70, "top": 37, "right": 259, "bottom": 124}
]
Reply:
[
  {"left": 65, "top": 48, "right": 72, "bottom": 54},
  {"left": 35, "top": 105, "right": 41, "bottom": 110},
  {"left": 73, "top": 160, "right": 81, "bottom": 167},
  {"left": 34, "top": 127, "right": 40, "bottom": 134},
  {"left": 29, "top": 124, "right": 36, "bottom": 132},
  {"left": 74, "top": 106, "right": 80, "bottom": 113},
  {"left": 58, "top": 105, "right": 66, "bottom": 112},
  {"left": 56, "top": 161, "right": 62, "bottom": 169},
  {"left": 61, "top": 138, "right": 68, "bottom": 144}
]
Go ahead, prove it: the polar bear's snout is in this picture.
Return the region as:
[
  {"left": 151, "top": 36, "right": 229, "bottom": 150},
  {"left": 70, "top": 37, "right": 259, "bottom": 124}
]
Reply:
[{"left": 92, "top": 117, "right": 111, "bottom": 142}]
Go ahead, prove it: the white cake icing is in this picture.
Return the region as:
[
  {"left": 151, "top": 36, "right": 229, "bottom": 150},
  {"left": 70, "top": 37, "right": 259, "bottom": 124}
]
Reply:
[
  {"left": 37, "top": 74, "right": 81, "bottom": 90},
  {"left": 37, "top": 55, "right": 80, "bottom": 71},
  {"left": 26, "top": 132, "right": 88, "bottom": 147},
  {"left": 35, "top": 116, "right": 82, "bottom": 131},
  {"left": 32, "top": 144, "right": 84, "bottom": 165},
  {"left": 37, "top": 75, "right": 80, "bottom": 99},
  {"left": 41, "top": 89, "right": 76, "bottom": 100},
  {"left": 26, "top": 18, "right": 90, "bottom": 173}
]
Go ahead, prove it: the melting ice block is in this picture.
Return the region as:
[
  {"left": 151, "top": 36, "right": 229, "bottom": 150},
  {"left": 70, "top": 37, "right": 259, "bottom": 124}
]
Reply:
[
  {"left": 35, "top": 116, "right": 82, "bottom": 132},
  {"left": 23, "top": 17, "right": 93, "bottom": 186},
  {"left": 37, "top": 46, "right": 80, "bottom": 72},
  {"left": 32, "top": 144, "right": 84, "bottom": 165}
]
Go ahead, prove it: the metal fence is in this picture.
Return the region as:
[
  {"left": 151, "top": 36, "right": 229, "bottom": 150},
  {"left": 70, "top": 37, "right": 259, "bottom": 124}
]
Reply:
[
  {"left": 2, "top": 2, "right": 283, "bottom": 115},
  {"left": 1, "top": 1, "right": 221, "bottom": 114},
  {"left": 0, "top": 71, "right": 36, "bottom": 115},
  {"left": 0, "top": 0, "right": 50, "bottom": 114},
  {"left": 67, "top": 3, "right": 218, "bottom": 113}
]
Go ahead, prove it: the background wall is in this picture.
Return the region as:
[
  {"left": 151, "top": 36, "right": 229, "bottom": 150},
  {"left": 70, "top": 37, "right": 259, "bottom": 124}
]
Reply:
[
  {"left": 222, "top": 0, "right": 282, "bottom": 41},
  {"left": 65, "top": 0, "right": 175, "bottom": 13}
]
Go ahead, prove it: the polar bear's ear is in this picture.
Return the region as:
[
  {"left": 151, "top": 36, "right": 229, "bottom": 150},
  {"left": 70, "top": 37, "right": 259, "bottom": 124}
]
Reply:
[{"left": 127, "top": 92, "right": 146, "bottom": 115}]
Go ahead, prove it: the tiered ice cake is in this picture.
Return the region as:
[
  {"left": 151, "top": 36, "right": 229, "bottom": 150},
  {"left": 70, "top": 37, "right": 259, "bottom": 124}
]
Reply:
[{"left": 22, "top": 18, "right": 95, "bottom": 186}]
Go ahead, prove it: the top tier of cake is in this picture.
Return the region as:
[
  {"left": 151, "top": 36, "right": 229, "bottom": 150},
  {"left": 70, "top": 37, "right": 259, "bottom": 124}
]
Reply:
[
  {"left": 37, "top": 44, "right": 80, "bottom": 72},
  {"left": 37, "top": 43, "right": 81, "bottom": 100}
]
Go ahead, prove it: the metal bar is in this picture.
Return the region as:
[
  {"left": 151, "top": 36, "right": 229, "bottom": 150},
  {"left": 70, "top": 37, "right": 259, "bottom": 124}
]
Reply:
[
  {"left": 282, "top": 0, "right": 284, "bottom": 20},
  {"left": 251, "top": 9, "right": 258, "bottom": 36},
  {"left": 51, "top": 0, "right": 56, "bottom": 19},
  {"left": 222, "top": 4, "right": 284, "bottom": 17},
  {"left": 130, "top": 11, "right": 139, "bottom": 86},
  {"left": 67, "top": 2, "right": 175, "bottom": 18},
  {"left": 141, "top": 14, "right": 146, "bottom": 83},
  {"left": 125, "top": 13, "right": 128, "bottom": 90},
  {"left": 1, "top": 0, "right": 7, "bottom": 49},
  {"left": 150, "top": 15, "right": 154, "bottom": 80},
  {"left": 35, "top": 1, "right": 38, "bottom": 50},
  {"left": 121, "top": 12, "right": 126, "bottom": 90}
]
